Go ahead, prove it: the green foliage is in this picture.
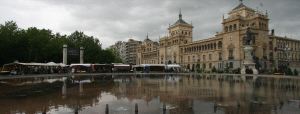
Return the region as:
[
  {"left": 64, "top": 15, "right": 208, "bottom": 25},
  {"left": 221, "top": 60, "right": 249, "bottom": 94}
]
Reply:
[
  {"left": 232, "top": 68, "right": 241, "bottom": 74},
  {"left": 0, "top": 21, "right": 118, "bottom": 65},
  {"left": 285, "top": 68, "right": 293, "bottom": 76},
  {"left": 211, "top": 66, "right": 217, "bottom": 73},
  {"left": 273, "top": 68, "right": 278, "bottom": 73},
  {"left": 294, "top": 69, "right": 298, "bottom": 76},
  {"left": 108, "top": 47, "right": 123, "bottom": 63}
]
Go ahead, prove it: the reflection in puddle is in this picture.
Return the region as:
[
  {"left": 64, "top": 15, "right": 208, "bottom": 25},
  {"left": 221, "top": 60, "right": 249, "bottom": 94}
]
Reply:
[{"left": 0, "top": 74, "right": 300, "bottom": 114}]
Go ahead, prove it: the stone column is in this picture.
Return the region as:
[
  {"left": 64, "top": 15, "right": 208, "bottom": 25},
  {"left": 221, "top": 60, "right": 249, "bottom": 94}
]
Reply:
[
  {"left": 80, "top": 47, "right": 84, "bottom": 64},
  {"left": 63, "top": 45, "right": 68, "bottom": 65}
]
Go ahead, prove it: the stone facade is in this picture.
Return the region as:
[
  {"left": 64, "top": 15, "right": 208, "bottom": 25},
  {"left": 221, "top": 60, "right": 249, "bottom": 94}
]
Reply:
[
  {"left": 136, "top": 35, "right": 159, "bottom": 64},
  {"left": 270, "top": 35, "right": 300, "bottom": 71},
  {"left": 125, "top": 39, "right": 142, "bottom": 64},
  {"left": 136, "top": 2, "right": 300, "bottom": 72},
  {"left": 111, "top": 39, "right": 142, "bottom": 64}
]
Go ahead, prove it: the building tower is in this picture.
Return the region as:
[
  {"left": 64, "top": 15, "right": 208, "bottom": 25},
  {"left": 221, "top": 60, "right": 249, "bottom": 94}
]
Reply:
[
  {"left": 221, "top": 0, "right": 269, "bottom": 69},
  {"left": 159, "top": 10, "right": 193, "bottom": 64}
]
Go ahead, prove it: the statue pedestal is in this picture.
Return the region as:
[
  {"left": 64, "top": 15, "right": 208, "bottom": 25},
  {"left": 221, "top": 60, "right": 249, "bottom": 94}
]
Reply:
[{"left": 241, "top": 46, "right": 258, "bottom": 74}]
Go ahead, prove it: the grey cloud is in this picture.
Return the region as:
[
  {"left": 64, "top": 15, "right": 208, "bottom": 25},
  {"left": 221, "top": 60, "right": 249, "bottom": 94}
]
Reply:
[{"left": 1, "top": 0, "right": 300, "bottom": 48}]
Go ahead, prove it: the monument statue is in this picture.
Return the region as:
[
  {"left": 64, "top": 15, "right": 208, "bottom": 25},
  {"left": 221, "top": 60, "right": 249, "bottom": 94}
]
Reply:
[
  {"left": 245, "top": 28, "right": 252, "bottom": 45},
  {"left": 241, "top": 27, "right": 258, "bottom": 74}
]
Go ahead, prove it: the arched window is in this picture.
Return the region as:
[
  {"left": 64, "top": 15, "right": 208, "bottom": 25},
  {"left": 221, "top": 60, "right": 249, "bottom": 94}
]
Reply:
[
  {"left": 193, "top": 56, "right": 195, "bottom": 62},
  {"left": 218, "top": 41, "right": 222, "bottom": 49},
  {"left": 225, "top": 26, "right": 228, "bottom": 32},
  {"left": 214, "top": 43, "right": 216, "bottom": 49},
  {"left": 228, "top": 48, "right": 234, "bottom": 60},
  {"left": 229, "top": 25, "right": 232, "bottom": 31},
  {"left": 233, "top": 24, "right": 237, "bottom": 31}
]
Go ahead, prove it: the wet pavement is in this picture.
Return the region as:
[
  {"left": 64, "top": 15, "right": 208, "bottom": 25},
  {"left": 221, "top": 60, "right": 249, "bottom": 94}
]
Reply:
[{"left": 0, "top": 74, "right": 300, "bottom": 114}]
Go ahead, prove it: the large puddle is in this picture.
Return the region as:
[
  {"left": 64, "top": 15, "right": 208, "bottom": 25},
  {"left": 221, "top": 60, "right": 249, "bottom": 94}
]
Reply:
[{"left": 0, "top": 74, "right": 300, "bottom": 114}]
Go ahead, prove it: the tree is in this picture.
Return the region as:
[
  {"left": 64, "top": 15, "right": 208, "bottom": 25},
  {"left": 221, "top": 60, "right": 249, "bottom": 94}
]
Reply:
[
  {"left": 0, "top": 21, "right": 24, "bottom": 65},
  {"left": 285, "top": 68, "right": 293, "bottom": 76},
  {"left": 211, "top": 66, "right": 217, "bottom": 73},
  {"left": 294, "top": 69, "right": 298, "bottom": 76},
  {"left": 0, "top": 21, "right": 120, "bottom": 66}
]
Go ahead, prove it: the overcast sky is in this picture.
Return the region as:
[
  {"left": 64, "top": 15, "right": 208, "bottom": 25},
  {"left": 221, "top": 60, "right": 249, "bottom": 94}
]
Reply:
[{"left": 0, "top": 0, "right": 299, "bottom": 48}]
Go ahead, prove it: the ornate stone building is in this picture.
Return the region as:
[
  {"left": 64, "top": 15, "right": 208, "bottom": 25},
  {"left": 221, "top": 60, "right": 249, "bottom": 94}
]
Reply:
[
  {"left": 137, "top": 1, "right": 300, "bottom": 72},
  {"left": 136, "top": 35, "right": 159, "bottom": 64}
]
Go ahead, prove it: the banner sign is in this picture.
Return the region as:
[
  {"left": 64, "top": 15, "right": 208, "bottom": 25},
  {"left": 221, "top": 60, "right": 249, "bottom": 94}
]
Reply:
[{"left": 68, "top": 48, "right": 80, "bottom": 56}]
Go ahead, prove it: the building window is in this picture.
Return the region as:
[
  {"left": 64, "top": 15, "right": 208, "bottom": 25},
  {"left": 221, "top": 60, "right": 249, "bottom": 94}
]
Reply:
[
  {"left": 174, "top": 56, "right": 176, "bottom": 63},
  {"left": 229, "top": 48, "right": 234, "bottom": 60},
  {"left": 180, "top": 56, "right": 183, "bottom": 63},
  {"left": 214, "top": 43, "right": 216, "bottom": 49},
  {"left": 225, "top": 26, "right": 228, "bottom": 32},
  {"left": 209, "top": 54, "right": 212, "bottom": 60},
  {"left": 229, "top": 62, "right": 233, "bottom": 68},
  {"left": 233, "top": 24, "right": 237, "bottom": 31},
  {"left": 209, "top": 63, "right": 212, "bottom": 68},
  {"left": 203, "top": 55, "right": 206, "bottom": 61},
  {"left": 263, "top": 48, "right": 267, "bottom": 59},
  {"left": 218, "top": 41, "right": 222, "bottom": 49},
  {"left": 219, "top": 52, "right": 222, "bottom": 60},
  {"left": 193, "top": 56, "right": 195, "bottom": 62}
]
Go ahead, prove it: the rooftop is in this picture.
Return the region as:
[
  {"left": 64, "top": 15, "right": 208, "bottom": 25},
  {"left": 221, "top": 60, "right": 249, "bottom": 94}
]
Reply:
[{"left": 171, "top": 10, "right": 191, "bottom": 27}]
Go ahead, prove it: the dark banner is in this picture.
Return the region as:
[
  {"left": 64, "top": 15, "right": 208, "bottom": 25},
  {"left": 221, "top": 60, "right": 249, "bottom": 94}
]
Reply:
[{"left": 68, "top": 48, "right": 80, "bottom": 56}]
